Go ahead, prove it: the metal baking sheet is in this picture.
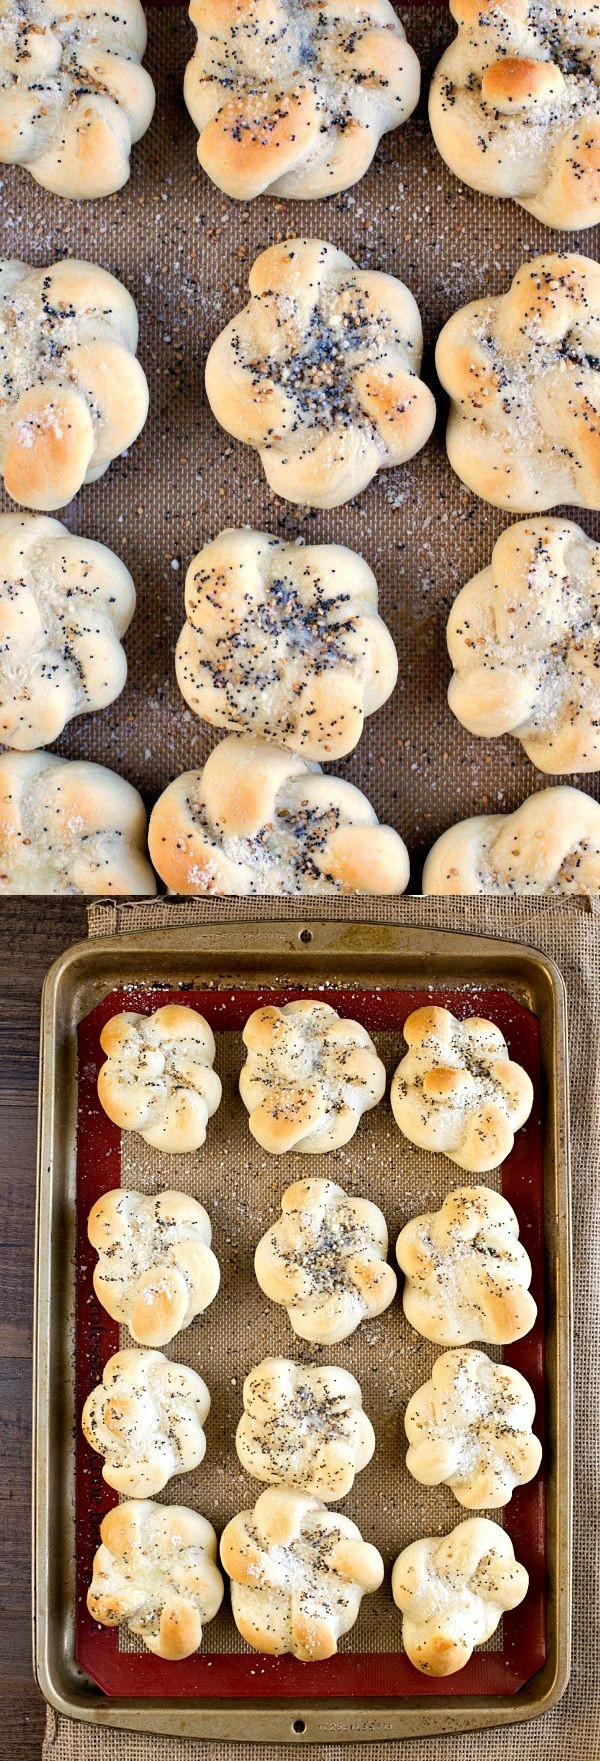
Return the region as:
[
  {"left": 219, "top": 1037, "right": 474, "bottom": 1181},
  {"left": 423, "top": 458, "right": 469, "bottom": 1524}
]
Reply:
[{"left": 33, "top": 920, "right": 571, "bottom": 1741}]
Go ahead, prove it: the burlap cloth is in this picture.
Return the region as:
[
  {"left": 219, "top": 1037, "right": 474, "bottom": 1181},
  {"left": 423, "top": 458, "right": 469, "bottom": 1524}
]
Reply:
[{"left": 42, "top": 893, "right": 599, "bottom": 1760}]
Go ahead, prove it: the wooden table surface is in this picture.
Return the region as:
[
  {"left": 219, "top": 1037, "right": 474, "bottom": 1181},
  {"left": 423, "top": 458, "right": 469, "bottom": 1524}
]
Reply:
[{"left": 1, "top": 901, "right": 88, "bottom": 1761}]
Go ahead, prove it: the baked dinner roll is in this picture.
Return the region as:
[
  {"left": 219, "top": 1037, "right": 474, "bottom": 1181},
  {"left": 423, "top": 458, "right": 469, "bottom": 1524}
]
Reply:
[
  {"left": 239, "top": 1000, "right": 386, "bottom": 1153},
  {"left": 97, "top": 1004, "right": 222, "bottom": 1152},
  {"left": 390, "top": 1006, "right": 533, "bottom": 1172},
  {"left": 436, "top": 254, "right": 600, "bottom": 512},
  {"left": 0, "top": 513, "right": 135, "bottom": 750},
  {"left": 0, "top": 749, "right": 155, "bottom": 894},
  {"left": 88, "top": 1189, "right": 220, "bottom": 1346},
  {"left": 0, "top": 258, "right": 149, "bottom": 510},
  {"left": 422, "top": 785, "right": 600, "bottom": 894},
  {"left": 184, "top": 0, "right": 419, "bottom": 200},
  {"left": 0, "top": 0, "right": 155, "bottom": 198},
  {"left": 447, "top": 518, "right": 600, "bottom": 774},
  {"left": 396, "top": 1185, "right": 537, "bottom": 1346},
  {"left": 404, "top": 1348, "right": 542, "bottom": 1509},
  {"left": 87, "top": 1500, "right": 223, "bottom": 1659},
  {"left": 236, "top": 1358, "right": 375, "bottom": 1501},
  {"left": 429, "top": 0, "right": 600, "bottom": 230},
  {"left": 255, "top": 1176, "right": 397, "bottom": 1344},
  {"left": 175, "top": 529, "right": 398, "bottom": 760},
  {"left": 205, "top": 239, "right": 436, "bottom": 508},
  {"left": 220, "top": 1487, "right": 383, "bottom": 1659},
  {"left": 148, "top": 735, "right": 410, "bottom": 896},
  {"left": 81, "top": 1348, "right": 211, "bottom": 1497},
  {"left": 392, "top": 1516, "right": 528, "bottom": 1676}
]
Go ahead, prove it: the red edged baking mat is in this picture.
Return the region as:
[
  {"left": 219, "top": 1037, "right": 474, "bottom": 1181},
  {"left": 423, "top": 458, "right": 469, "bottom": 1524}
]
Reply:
[{"left": 75, "top": 985, "right": 546, "bottom": 1700}]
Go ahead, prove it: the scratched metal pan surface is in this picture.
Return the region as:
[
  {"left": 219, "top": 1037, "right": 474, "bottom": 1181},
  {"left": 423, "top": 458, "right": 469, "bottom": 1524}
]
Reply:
[{"left": 33, "top": 921, "right": 571, "bottom": 1742}]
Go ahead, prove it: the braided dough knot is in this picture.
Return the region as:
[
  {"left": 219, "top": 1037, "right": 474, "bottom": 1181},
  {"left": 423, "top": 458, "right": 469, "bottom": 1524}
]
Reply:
[
  {"left": 422, "top": 784, "right": 600, "bottom": 894},
  {"left": 220, "top": 1487, "right": 384, "bottom": 1659},
  {"left": 87, "top": 1500, "right": 223, "bottom": 1659},
  {"left": 404, "top": 1347, "right": 542, "bottom": 1508},
  {"left": 255, "top": 1176, "right": 397, "bottom": 1343},
  {"left": 184, "top": 0, "right": 419, "bottom": 201},
  {"left": 0, "top": 749, "right": 155, "bottom": 894},
  {"left": 205, "top": 238, "right": 436, "bottom": 508},
  {"left": 396, "top": 1185, "right": 537, "bottom": 1345},
  {"left": 239, "top": 999, "right": 386, "bottom": 1152},
  {"left": 0, "top": 513, "right": 135, "bottom": 749},
  {"left": 436, "top": 253, "right": 600, "bottom": 511},
  {"left": 0, "top": 0, "right": 155, "bottom": 198},
  {"left": 392, "top": 1516, "right": 529, "bottom": 1675},
  {"left": 88, "top": 1189, "right": 220, "bottom": 1347},
  {"left": 390, "top": 1005, "right": 533, "bottom": 1171},
  {"left": 147, "top": 735, "right": 410, "bottom": 896},
  {"left": 82, "top": 1348, "right": 211, "bottom": 1496},
  {"left": 447, "top": 517, "right": 600, "bottom": 773},
  {"left": 97, "top": 1004, "right": 222, "bottom": 1151},
  {"left": 0, "top": 258, "right": 149, "bottom": 510},
  {"left": 429, "top": 0, "right": 600, "bottom": 229}
]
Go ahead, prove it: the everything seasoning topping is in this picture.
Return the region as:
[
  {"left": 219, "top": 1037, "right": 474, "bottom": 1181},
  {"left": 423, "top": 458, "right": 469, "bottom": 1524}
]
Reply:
[{"left": 237, "top": 1358, "right": 375, "bottom": 1498}]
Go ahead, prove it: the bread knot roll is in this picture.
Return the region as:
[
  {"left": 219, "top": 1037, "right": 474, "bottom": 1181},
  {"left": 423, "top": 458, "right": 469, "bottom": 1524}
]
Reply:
[
  {"left": 436, "top": 254, "right": 600, "bottom": 511},
  {"left": 392, "top": 1516, "right": 529, "bottom": 1675},
  {"left": 404, "top": 1348, "right": 542, "bottom": 1508},
  {"left": 97, "top": 1004, "right": 222, "bottom": 1152},
  {"left": 82, "top": 1348, "right": 211, "bottom": 1496},
  {"left": 239, "top": 999, "right": 386, "bottom": 1152},
  {"left": 254, "top": 1175, "right": 397, "bottom": 1344},
  {"left": 429, "top": 0, "right": 599, "bottom": 229},
  {"left": 422, "top": 784, "right": 600, "bottom": 894},
  {"left": 390, "top": 1005, "right": 533, "bottom": 1172},
  {"left": 396, "top": 1185, "right": 537, "bottom": 1345},
  {"left": 0, "top": 749, "right": 155, "bottom": 894},
  {"left": 148, "top": 734, "right": 409, "bottom": 896},
  {"left": 88, "top": 1188, "right": 220, "bottom": 1346},
  {"left": 220, "top": 1486, "right": 383, "bottom": 1658},
  {"left": 184, "top": 0, "right": 419, "bottom": 200},
  {"left": 0, "top": 0, "right": 155, "bottom": 198},
  {"left": 87, "top": 1500, "right": 223, "bottom": 1659},
  {"left": 0, "top": 513, "right": 135, "bottom": 749},
  {"left": 205, "top": 238, "right": 436, "bottom": 508},
  {"left": 0, "top": 258, "right": 149, "bottom": 510},
  {"left": 447, "top": 517, "right": 600, "bottom": 773},
  {"left": 236, "top": 1358, "right": 375, "bottom": 1500},
  {"left": 175, "top": 528, "right": 398, "bottom": 760}
]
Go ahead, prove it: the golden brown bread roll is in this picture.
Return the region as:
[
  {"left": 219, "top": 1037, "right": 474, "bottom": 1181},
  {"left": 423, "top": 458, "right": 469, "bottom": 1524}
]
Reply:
[
  {"left": 255, "top": 1176, "right": 397, "bottom": 1344},
  {"left": 184, "top": 0, "right": 419, "bottom": 200},
  {"left": 0, "top": 258, "right": 149, "bottom": 510},
  {"left": 392, "top": 1517, "right": 528, "bottom": 1675},
  {"left": 430, "top": 0, "right": 600, "bottom": 230},
  {"left": 205, "top": 239, "right": 436, "bottom": 508},
  {"left": 0, "top": 0, "right": 155, "bottom": 198},
  {"left": 221, "top": 1487, "right": 383, "bottom": 1659},
  {"left": 88, "top": 1189, "right": 220, "bottom": 1347},
  {"left": 0, "top": 513, "right": 135, "bottom": 749},
  {"left": 396, "top": 1185, "right": 537, "bottom": 1346},
  {"left": 175, "top": 528, "right": 398, "bottom": 760},
  {"left": 436, "top": 254, "right": 600, "bottom": 512},
  {"left": 82, "top": 1348, "right": 211, "bottom": 1496},
  {"left": 390, "top": 1005, "right": 533, "bottom": 1172},
  {"left": 422, "top": 785, "right": 600, "bottom": 894},
  {"left": 447, "top": 517, "right": 600, "bottom": 773},
  {"left": 0, "top": 749, "right": 155, "bottom": 894},
  {"left": 404, "top": 1348, "right": 542, "bottom": 1509},
  {"left": 239, "top": 999, "right": 386, "bottom": 1152},
  {"left": 87, "top": 1501, "right": 223, "bottom": 1659},
  {"left": 236, "top": 1358, "right": 375, "bottom": 1501},
  {"left": 97, "top": 1004, "right": 222, "bottom": 1151},
  {"left": 147, "top": 734, "right": 410, "bottom": 896}
]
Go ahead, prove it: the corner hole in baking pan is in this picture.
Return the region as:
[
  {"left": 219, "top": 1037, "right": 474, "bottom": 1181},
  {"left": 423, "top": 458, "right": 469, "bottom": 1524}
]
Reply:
[
  {"left": 298, "top": 929, "right": 312, "bottom": 945},
  {"left": 292, "top": 1719, "right": 306, "bottom": 1735}
]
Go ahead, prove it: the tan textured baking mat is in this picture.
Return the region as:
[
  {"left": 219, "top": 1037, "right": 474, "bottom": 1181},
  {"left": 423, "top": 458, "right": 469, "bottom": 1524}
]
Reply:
[
  {"left": 1, "top": 4, "right": 599, "bottom": 885},
  {"left": 42, "top": 893, "right": 599, "bottom": 1758}
]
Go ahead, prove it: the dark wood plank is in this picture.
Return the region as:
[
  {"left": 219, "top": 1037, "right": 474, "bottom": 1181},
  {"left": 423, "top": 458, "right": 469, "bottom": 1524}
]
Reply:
[{"left": 0, "top": 902, "right": 88, "bottom": 1758}]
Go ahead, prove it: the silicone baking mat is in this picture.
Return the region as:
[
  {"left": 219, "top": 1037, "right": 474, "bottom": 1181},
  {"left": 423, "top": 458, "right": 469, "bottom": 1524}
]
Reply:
[
  {"left": 1, "top": 3, "right": 599, "bottom": 884},
  {"left": 75, "top": 982, "right": 546, "bottom": 1699}
]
